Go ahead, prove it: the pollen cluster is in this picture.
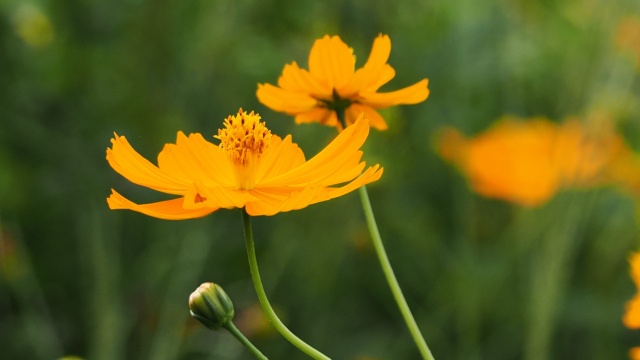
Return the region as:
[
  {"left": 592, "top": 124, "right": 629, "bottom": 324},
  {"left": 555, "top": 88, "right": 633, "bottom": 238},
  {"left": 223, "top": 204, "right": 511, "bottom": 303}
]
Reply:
[{"left": 215, "top": 109, "right": 272, "bottom": 164}]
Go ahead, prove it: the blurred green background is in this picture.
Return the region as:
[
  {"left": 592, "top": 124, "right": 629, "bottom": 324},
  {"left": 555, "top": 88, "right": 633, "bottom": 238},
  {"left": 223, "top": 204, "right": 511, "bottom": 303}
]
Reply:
[{"left": 2, "top": 0, "right": 640, "bottom": 359}]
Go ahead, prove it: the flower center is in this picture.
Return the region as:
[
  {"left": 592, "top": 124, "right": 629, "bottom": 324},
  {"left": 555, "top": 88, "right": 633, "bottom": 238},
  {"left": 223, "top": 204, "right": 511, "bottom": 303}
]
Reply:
[
  {"left": 319, "top": 89, "right": 352, "bottom": 129},
  {"left": 215, "top": 109, "right": 272, "bottom": 165}
]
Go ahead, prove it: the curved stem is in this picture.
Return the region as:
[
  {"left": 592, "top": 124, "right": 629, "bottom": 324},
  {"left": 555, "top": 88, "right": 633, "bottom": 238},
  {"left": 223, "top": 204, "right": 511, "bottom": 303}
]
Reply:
[
  {"left": 359, "top": 185, "right": 435, "bottom": 360},
  {"left": 224, "top": 321, "right": 269, "bottom": 360},
  {"left": 333, "top": 105, "right": 435, "bottom": 359},
  {"left": 241, "top": 209, "right": 331, "bottom": 360}
]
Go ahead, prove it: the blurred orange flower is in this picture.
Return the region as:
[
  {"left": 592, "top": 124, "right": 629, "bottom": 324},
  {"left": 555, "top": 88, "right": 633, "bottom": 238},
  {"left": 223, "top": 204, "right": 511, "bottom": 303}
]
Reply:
[
  {"left": 624, "top": 252, "right": 640, "bottom": 329},
  {"left": 106, "top": 109, "right": 382, "bottom": 219},
  {"left": 624, "top": 253, "right": 640, "bottom": 360},
  {"left": 257, "top": 34, "right": 429, "bottom": 131},
  {"left": 436, "top": 116, "right": 624, "bottom": 206}
]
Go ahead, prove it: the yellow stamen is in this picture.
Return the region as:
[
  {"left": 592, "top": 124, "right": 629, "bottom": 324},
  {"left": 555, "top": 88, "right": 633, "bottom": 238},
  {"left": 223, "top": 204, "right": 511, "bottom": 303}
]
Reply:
[{"left": 215, "top": 109, "right": 272, "bottom": 165}]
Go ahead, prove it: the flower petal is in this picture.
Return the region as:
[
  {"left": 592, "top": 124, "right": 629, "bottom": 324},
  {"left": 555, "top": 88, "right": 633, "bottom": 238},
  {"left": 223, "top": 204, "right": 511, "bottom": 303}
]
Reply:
[
  {"left": 254, "top": 135, "right": 306, "bottom": 184},
  {"left": 294, "top": 108, "right": 340, "bottom": 128},
  {"left": 248, "top": 164, "right": 383, "bottom": 216},
  {"left": 308, "top": 35, "right": 355, "bottom": 90},
  {"left": 107, "top": 134, "right": 189, "bottom": 195},
  {"left": 256, "top": 83, "right": 318, "bottom": 114},
  {"left": 158, "top": 132, "right": 235, "bottom": 187},
  {"left": 363, "top": 34, "right": 391, "bottom": 73},
  {"left": 195, "top": 183, "right": 258, "bottom": 209},
  {"left": 360, "top": 64, "right": 396, "bottom": 93},
  {"left": 320, "top": 164, "right": 383, "bottom": 200},
  {"left": 360, "top": 78, "right": 430, "bottom": 108},
  {"left": 107, "top": 189, "right": 216, "bottom": 220},
  {"left": 278, "top": 61, "right": 330, "bottom": 98},
  {"left": 245, "top": 186, "right": 321, "bottom": 216},
  {"left": 346, "top": 104, "right": 388, "bottom": 130},
  {"left": 257, "top": 115, "right": 372, "bottom": 187},
  {"left": 340, "top": 34, "right": 394, "bottom": 95}
]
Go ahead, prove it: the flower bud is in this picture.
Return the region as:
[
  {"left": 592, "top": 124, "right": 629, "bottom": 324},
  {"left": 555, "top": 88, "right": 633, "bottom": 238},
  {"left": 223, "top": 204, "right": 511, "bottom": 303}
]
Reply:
[{"left": 189, "top": 282, "right": 235, "bottom": 330}]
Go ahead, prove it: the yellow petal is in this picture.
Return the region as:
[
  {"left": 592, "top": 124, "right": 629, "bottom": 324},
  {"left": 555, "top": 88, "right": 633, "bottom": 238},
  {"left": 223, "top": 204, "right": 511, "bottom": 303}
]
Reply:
[
  {"left": 256, "top": 83, "right": 318, "bottom": 114},
  {"left": 107, "top": 189, "right": 216, "bottom": 220},
  {"left": 360, "top": 78, "right": 430, "bottom": 108},
  {"left": 294, "top": 108, "right": 340, "bottom": 128},
  {"left": 278, "top": 165, "right": 384, "bottom": 213},
  {"left": 278, "top": 61, "right": 330, "bottom": 98},
  {"left": 257, "top": 115, "right": 371, "bottom": 187},
  {"left": 254, "top": 135, "right": 306, "bottom": 184},
  {"left": 158, "top": 132, "right": 235, "bottom": 187},
  {"left": 308, "top": 35, "right": 355, "bottom": 90},
  {"left": 340, "top": 34, "right": 394, "bottom": 96},
  {"left": 363, "top": 34, "right": 391, "bottom": 73},
  {"left": 246, "top": 186, "right": 322, "bottom": 216},
  {"left": 346, "top": 104, "right": 388, "bottom": 130},
  {"left": 321, "top": 165, "right": 383, "bottom": 200},
  {"left": 195, "top": 183, "right": 258, "bottom": 209},
  {"left": 106, "top": 134, "right": 189, "bottom": 195},
  {"left": 315, "top": 150, "right": 367, "bottom": 185},
  {"left": 359, "top": 64, "right": 396, "bottom": 94}
]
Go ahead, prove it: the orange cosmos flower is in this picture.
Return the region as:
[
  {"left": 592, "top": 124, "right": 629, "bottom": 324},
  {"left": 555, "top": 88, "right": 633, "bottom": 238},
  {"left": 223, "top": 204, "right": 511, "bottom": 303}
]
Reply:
[
  {"left": 106, "top": 109, "right": 382, "bottom": 219},
  {"left": 437, "top": 116, "right": 623, "bottom": 207},
  {"left": 257, "top": 34, "right": 429, "bottom": 131}
]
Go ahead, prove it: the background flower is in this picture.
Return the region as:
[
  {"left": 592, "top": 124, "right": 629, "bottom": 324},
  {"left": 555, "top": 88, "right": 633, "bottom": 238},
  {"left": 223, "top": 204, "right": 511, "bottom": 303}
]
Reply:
[
  {"left": 436, "top": 116, "right": 626, "bottom": 207},
  {"left": 257, "top": 34, "right": 429, "bottom": 130}
]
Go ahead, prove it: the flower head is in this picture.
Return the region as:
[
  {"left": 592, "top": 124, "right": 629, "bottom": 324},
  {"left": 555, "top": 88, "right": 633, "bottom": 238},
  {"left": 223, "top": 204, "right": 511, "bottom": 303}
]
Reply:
[
  {"left": 189, "top": 282, "right": 235, "bottom": 330},
  {"left": 257, "top": 34, "right": 429, "bottom": 131},
  {"left": 436, "top": 116, "right": 623, "bottom": 207},
  {"left": 106, "top": 109, "right": 382, "bottom": 219}
]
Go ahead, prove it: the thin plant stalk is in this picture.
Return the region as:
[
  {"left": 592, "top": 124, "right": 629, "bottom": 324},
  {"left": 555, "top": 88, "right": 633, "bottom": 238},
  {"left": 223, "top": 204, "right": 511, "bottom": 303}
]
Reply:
[
  {"left": 358, "top": 186, "right": 435, "bottom": 360},
  {"left": 336, "top": 109, "right": 435, "bottom": 360},
  {"left": 224, "top": 322, "right": 269, "bottom": 360},
  {"left": 241, "top": 209, "right": 331, "bottom": 360}
]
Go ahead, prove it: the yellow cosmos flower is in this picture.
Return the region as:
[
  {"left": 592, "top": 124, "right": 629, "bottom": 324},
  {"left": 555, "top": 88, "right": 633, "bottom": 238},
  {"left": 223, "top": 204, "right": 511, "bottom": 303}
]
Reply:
[
  {"left": 106, "top": 109, "right": 382, "bottom": 219},
  {"left": 436, "top": 116, "right": 623, "bottom": 207},
  {"left": 257, "top": 34, "right": 429, "bottom": 131}
]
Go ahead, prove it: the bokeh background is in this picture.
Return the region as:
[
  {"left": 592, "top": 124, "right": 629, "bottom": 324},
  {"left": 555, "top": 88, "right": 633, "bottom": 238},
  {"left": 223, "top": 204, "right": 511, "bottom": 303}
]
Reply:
[{"left": 2, "top": 0, "right": 640, "bottom": 359}]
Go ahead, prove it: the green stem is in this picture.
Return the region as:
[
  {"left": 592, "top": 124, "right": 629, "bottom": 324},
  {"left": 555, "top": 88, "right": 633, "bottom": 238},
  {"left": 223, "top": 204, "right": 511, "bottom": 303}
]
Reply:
[
  {"left": 333, "top": 104, "right": 434, "bottom": 359},
  {"left": 358, "top": 186, "right": 435, "bottom": 360},
  {"left": 241, "top": 209, "right": 331, "bottom": 360},
  {"left": 224, "top": 321, "right": 269, "bottom": 360}
]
